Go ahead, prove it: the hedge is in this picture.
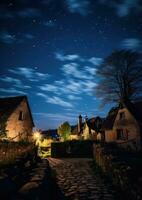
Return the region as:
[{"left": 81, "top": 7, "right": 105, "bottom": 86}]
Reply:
[{"left": 51, "top": 140, "right": 94, "bottom": 158}]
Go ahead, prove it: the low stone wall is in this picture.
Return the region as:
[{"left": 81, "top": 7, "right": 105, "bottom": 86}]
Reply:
[
  {"left": 0, "top": 146, "right": 39, "bottom": 198},
  {"left": 93, "top": 143, "right": 142, "bottom": 199}
]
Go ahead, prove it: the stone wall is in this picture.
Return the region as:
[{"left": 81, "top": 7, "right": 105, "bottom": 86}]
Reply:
[
  {"left": 93, "top": 143, "right": 142, "bottom": 199},
  {"left": 6, "top": 99, "right": 33, "bottom": 141}
]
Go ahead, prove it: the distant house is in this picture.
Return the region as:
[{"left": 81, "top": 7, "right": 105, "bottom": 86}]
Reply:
[
  {"left": 71, "top": 115, "right": 104, "bottom": 141},
  {"left": 70, "top": 125, "right": 80, "bottom": 140},
  {"left": 82, "top": 116, "right": 104, "bottom": 140},
  {"left": 0, "top": 96, "right": 34, "bottom": 141},
  {"left": 104, "top": 102, "right": 142, "bottom": 151}
]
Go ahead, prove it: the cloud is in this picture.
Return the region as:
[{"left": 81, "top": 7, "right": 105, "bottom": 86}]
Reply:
[
  {"left": 23, "top": 33, "right": 35, "bottom": 40},
  {"left": 39, "top": 77, "right": 97, "bottom": 96},
  {"left": 121, "top": 38, "right": 141, "bottom": 50},
  {"left": 42, "top": 20, "right": 56, "bottom": 27},
  {"left": 33, "top": 112, "right": 76, "bottom": 123},
  {"left": 62, "top": 62, "right": 96, "bottom": 80},
  {"left": 99, "top": 0, "right": 142, "bottom": 17},
  {"left": 85, "top": 66, "right": 97, "bottom": 75},
  {"left": 46, "top": 96, "right": 73, "bottom": 108},
  {"left": 0, "top": 31, "right": 16, "bottom": 44},
  {"left": 0, "top": 77, "right": 21, "bottom": 85},
  {"left": 17, "top": 8, "right": 41, "bottom": 18},
  {"left": 0, "top": 31, "right": 35, "bottom": 45},
  {"left": 116, "top": 0, "right": 142, "bottom": 17},
  {"left": 55, "top": 52, "right": 81, "bottom": 61},
  {"left": 65, "top": 0, "right": 90, "bottom": 16},
  {"left": 39, "top": 84, "right": 58, "bottom": 93},
  {"left": 36, "top": 93, "right": 73, "bottom": 108},
  {"left": 67, "top": 94, "right": 82, "bottom": 100},
  {"left": 0, "top": 76, "right": 31, "bottom": 89},
  {"left": 0, "top": 88, "right": 27, "bottom": 95},
  {"left": 9, "top": 67, "right": 49, "bottom": 81},
  {"left": 88, "top": 57, "right": 103, "bottom": 66}
]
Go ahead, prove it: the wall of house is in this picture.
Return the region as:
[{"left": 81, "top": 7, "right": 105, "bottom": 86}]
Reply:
[
  {"left": 113, "top": 108, "right": 141, "bottom": 150},
  {"left": 70, "top": 134, "right": 79, "bottom": 140},
  {"left": 97, "top": 133, "right": 102, "bottom": 141},
  {"left": 82, "top": 124, "right": 90, "bottom": 140},
  {"left": 105, "top": 130, "right": 115, "bottom": 142},
  {"left": 6, "top": 99, "right": 33, "bottom": 141}
]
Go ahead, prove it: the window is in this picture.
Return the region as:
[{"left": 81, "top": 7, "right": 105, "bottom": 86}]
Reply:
[
  {"left": 119, "top": 112, "right": 125, "bottom": 120},
  {"left": 19, "top": 111, "right": 23, "bottom": 121},
  {"left": 117, "top": 129, "right": 124, "bottom": 140},
  {"left": 117, "top": 129, "right": 128, "bottom": 140}
]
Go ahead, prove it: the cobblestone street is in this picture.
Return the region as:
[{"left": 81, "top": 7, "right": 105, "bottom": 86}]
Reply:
[{"left": 48, "top": 158, "right": 120, "bottom": 200}]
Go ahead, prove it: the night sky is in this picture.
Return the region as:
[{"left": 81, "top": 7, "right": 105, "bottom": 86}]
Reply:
[{"left": 0, "top": 0, "right": 142, "bottom": 129}]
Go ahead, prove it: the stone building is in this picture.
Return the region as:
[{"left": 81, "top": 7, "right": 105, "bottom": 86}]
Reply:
[
  {"left": 104, "top": 102, "right": 142, "bottom": 151},
  {"left": 82, "top": 116, "right": 104, "bottom": 140},
  {"left": 0, "top": 96, "right": 34, "bottom": 141},
  {"left": 71, "top": 115, "right": 104, "bottom": 141}
]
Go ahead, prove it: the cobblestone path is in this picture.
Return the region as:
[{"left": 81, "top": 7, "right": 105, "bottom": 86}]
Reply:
[{"left": 48, "top": 158, "right": 119, "bottom": 200}]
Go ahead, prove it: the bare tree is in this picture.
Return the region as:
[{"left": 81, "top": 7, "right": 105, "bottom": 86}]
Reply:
[{"left": 95, "top": 50, "right": 142, "bottom": 106}]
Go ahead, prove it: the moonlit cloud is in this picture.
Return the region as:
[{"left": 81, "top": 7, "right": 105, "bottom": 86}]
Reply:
[
  {"left": 121, "top": 38, "right": 141, "bottom": 50},
  {"left": 0, "top": 77, "right": 21, "bottom": 85},
  {"left": 46, "top": 96, "right": 73, "bottom": 108},
  {"left": 0, "top": 31, "right": 16, "bottom": 44},
  {"left": 67, "top": 94, "right": 82, "bottom": 100},
  {"left": 55, "top": 52, "right": 81, "bottom": 61},
  {"left": 116, "top": 0, "right": 142, "bottom": 17},
  {"left": 9, "top": 67, "right": 49, "bottom": 81},
  {"left": 0, "top": 76, "right": 31, "bottom": 89},
  {"left": 0, "top": 31, "right": 35, "bottom": 45},
  {"left": 42, "top": 20, "right": 56, "bottom": 27},
  {"left": 0, "top": 88, "right": 27, "bottom": 95},
  {"left": 99, "top": 0, "right": 142, "bottom": 17},
  {"left": 62, "top": 63, "right": 87, "bottom": 79},
  {"left": 66, "top": 0, "right": 90, "bottom": 16},
  {"left": 33, "top": 112, "right": 76, "bottom": 128},
  {"left": 23, "top": 33, "right": 35, "bottom": 40},
  {"left": 17, "top": 8, "right": 41, "bottom": 18},
  {"left": 39, "top": 84, "right": 58, "bottom": 93},
  {"left": 88, "top": 57, "right": 103, "bottom": 66},
  {"left": 36, "top": 93, "right": 73, "bottom": 108},
  {"left": 62, "top": 62, "right": 96, "bottom": 80}
]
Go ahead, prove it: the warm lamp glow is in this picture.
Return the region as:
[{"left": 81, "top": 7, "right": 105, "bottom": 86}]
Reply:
[{"left": 33, "top": 131, "right": 42, "bottom": 141}]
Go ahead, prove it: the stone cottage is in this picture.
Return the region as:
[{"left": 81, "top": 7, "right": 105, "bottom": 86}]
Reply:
[
  {"left": 82, "top": 116, "right": 104, "bottom": 140},
  {"left": 71, "top": 115, "right": 104, "bottom": 141},
  {"left": 104, "top": 102, "right": 142, "bottom": 151},
  {"left": 0, "top": 96, "right": 34, "bottom": 141}
]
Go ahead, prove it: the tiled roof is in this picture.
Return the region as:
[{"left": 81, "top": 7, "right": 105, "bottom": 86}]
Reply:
[
  {"left": 102, "top": 107, "right": 118, "bottom": 130},
  {"left": 86, "top": 118, "right": 96, "bottom": 130}
]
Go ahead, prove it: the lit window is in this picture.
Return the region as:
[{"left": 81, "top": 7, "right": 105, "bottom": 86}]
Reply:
[{"left": 19, "top": 111, "right": 23, "bottom": 121}]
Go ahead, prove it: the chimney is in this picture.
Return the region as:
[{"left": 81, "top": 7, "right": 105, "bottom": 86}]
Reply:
[{"left": 78, "top": 115, "right": 82, "bottom": 134}]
